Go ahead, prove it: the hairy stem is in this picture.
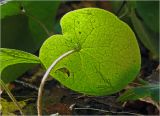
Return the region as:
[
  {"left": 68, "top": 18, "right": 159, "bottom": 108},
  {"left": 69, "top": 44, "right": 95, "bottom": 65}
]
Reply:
[
  {"left": 37, "top": 49, "right": 75, "bottom": 116},
  {"left": 0, "top": 79, "right": 24, "bottom": 115}
]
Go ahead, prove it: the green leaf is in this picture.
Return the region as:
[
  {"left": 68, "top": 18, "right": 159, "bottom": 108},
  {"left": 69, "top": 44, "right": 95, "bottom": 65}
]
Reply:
[
  {"left": 130, "top": 9, "right": 159, "bottom": 58},
  {"left": 0, "top": 48, "right": 40, "bottom": 72},
  {"left": 0, "top": 48, "right": 40, "bottom": 83},
  {"left": 21, "top": 1, "right": 61, "bottom": 50},
  {"left": 1, "top": 1, "right": 60, "bottom": 83},
  {"left": 39, "top": 8, "right": 141, "bottom": 96},
  {"left": 1, "top": 14, "right": 37, "bottom": 53},
  {"left": 117, "top": 84, "right": 160, "bottom": 102},
  {"left": 0, "top": 1, "right": 21, "bottom": 19},
  {"left": 1, "top": 1, "right": 61, "bottom": 52},
  {"left": 136, "top": 1, "right": 159, "bottom": 32},
  {"left": 22, "top": 1, "right": 60, "bottom": 32}
]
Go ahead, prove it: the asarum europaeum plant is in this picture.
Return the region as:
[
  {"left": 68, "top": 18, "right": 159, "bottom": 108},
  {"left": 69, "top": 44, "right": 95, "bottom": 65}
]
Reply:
[{"left": 0, "top": 8, "right": 141, "bottom": 115}]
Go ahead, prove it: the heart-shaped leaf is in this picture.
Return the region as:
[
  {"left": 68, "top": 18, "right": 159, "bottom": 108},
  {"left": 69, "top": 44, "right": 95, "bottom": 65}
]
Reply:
[{"left": 40, "top": 8, "right": 141, "bottom": 96}]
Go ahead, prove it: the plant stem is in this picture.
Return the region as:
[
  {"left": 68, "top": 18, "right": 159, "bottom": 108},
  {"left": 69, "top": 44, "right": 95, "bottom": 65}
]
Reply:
[
  {"left": 37, "top": 49, "right": 75, "bottom": 116},
  {"left": 0, "top": 79, "right": 24, "bottom": 115}
]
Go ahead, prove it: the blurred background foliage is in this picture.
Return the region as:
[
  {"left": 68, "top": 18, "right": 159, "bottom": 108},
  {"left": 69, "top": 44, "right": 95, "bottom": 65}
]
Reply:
[
  {"left": 1, "top": 1, "right": 60, "bottom": 53},
  {"left": 0, "top": 1, "right": 159, "bottom": 83},
  {"left": 0, "top": 1, "right": 159, "bottom": 114},
  {"left": 1, "top": 1, "right": 159, "bottom": 57},
  {"left": 1, "top": 1, "right": 159, "bottom": 56},
  {"left": 1, "top": 1, "right": 60, "bottom": 83}
]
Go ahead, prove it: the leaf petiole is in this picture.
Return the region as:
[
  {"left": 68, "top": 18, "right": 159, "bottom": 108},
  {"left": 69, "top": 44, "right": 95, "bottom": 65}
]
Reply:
[{"left": 37, "top": 49, "right": 75, "bottom": 116}]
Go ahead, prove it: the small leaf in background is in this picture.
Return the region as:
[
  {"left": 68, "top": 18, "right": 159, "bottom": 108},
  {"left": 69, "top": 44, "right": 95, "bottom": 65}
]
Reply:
[
  {"left": 130, "top": 9, "right": 159, "bottom": 59},
  {"left": 129, "top": 1, "right": 159, "bottom": 58},
  {"left": 40, "top": 8, "right": 141, "bottom": 96},
  {"left": 117, "top": 84, "right": 160, "bottom": 102},
  {"left": 0, "top": 48, "right": 40, "bottom": 83},
  {"left": 136, "top": 1, "right": 159, "bottom": 33},
  {"left": 1, "top": 98, "right": 26, "bottom": 115}
]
